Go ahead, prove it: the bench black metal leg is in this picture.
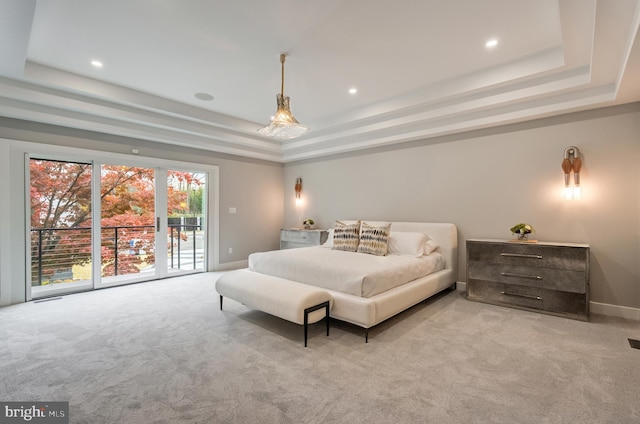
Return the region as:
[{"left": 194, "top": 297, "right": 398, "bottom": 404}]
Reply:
[
  {"left": 303, "top": 301, "right": 331, "bottom": 347},
  {"left": 219, "top": 295, "right": 223, "bottom": 310},
  {"left": 325, "top": 302, "right": 330, "bottom": 336}
]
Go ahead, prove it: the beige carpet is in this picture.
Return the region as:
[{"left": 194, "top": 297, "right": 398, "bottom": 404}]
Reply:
[{"left": 0, "top": 272, "right": 638, "bottom": 423}]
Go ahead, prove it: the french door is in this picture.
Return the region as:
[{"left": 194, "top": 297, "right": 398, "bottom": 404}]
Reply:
[{"left": 29, "top": 157, "right": 208, "bottom": 298}]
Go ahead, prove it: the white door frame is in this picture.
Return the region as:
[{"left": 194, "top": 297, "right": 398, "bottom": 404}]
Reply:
[{"left": 15, "top": 140, "right": 219, "bottom": 300}]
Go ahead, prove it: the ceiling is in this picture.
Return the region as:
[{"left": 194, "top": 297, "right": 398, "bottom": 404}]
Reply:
[{"left": 1, "top": 0, "right": 639, "bottom": 163}]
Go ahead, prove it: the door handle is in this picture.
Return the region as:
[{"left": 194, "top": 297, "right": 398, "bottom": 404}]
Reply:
[{"left": 156, "top": 217, "right": 160, "bottom": 232}]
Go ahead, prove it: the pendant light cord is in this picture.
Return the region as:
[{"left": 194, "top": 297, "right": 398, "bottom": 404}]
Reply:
[{"left": 280, "top": 53, "right": 286, "bottom": 98}]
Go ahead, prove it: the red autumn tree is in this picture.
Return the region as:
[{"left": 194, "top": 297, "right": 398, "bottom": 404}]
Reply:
[
  {"left": 30, "top": 160, "right": 93, "bottom": 284},
  {"left": 30, "top": 159, "right": 202, "bottom": 283}
]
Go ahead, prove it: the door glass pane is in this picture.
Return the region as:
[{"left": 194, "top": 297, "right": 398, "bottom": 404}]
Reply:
[
  {"left": 30, "top": 159, "right": 93, "bottom": 297},
  {"left": 100, "top": 165, "right": 156, "bottom": 283},
  {"left": 167, "top": 170, "right": 206, "bottom": 272}
]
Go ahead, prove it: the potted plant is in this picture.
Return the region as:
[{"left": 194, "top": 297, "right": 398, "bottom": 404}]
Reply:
[
  {"left": 510, "top": 223, "right": 534, "bottom": 241},
  {"left": 303, "top": 218, "right": 314, "bottom": 229}
]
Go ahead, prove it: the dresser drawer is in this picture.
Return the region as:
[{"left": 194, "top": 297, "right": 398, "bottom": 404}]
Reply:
[
  {"left": 467, "top": 279, "right": 588, "bottom": 318},
  {"left": 468, "top": 279, "right": 545, "bottom": 310},
  {"left": 280, "top": 240, "right": 313, "bottom": 249},
  {"left": 467, "top": 262, "right": 587, "bottom": 293},
  {"left": 467, "top": 242, "right": 588, "bottom": 271},
  {"left": 280, "top": 229, "right": 328, "bottom": 249},
  {"left": 281, "top": 229, "right": 317, "bottom": 243}
]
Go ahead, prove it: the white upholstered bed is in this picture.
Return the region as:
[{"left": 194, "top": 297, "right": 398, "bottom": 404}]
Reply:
[{"left": 248, "top": 222, "right": 458, "bottom": 338}]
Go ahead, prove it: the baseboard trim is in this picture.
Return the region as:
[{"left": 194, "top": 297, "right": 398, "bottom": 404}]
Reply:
[
  {"left": 215, "top": 260, "right": 248, "bottom": 271},
  {"left": 455, "top": 281, "right": 466, "bottom": 291},
  {"left": 590, "top": 301, "right": 640, "bottom": 321}
]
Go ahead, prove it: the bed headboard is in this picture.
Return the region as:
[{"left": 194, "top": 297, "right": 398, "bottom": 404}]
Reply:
[{"left": 389, "top": 222, "right": 458, "bottom": 278}]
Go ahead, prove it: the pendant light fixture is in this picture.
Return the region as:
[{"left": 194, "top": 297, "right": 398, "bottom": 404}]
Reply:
[{"left": 258, "top": 53, "right": 308, "bottom": 140}]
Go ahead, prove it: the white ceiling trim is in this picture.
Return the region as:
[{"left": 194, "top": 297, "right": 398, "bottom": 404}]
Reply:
[
  {"left": 0, "top": 0, "right": 35, "bottom": 78},
  {"left": 614, "top": 1, "right": 640, "bottom": 94},
  {"left": 281, "top": 85, "right": 617, "bottom": 162}
]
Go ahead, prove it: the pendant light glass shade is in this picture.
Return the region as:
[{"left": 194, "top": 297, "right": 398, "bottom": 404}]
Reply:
[{"left": 258, "top": 54, "right": 308, "bottom": 140}]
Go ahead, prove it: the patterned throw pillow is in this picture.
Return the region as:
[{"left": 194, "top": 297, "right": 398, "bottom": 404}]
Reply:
[
  {"left": 357, "top": 222, "right": 391, "bottom": 256},
  {"left": 332, "top": 220, "right": 361, "bottom": 252}
]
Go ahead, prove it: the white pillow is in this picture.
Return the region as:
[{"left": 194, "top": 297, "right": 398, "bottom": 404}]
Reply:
[
  {"left": 424, "top": 237, "right": 440, "bottom": 255},
  {"left": 388, "top": 232, "right": 427, "bottom": 257},
  {"left": 322, "top": 229, "right": 334, "bottom": 248}
]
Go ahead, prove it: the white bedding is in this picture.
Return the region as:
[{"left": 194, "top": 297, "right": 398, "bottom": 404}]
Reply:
[{"left": 248, "top": 246, "right": 445, "bottom": 298}]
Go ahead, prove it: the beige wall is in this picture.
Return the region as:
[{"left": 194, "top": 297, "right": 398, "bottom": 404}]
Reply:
[
  {"left": 283, "top": 103, "right": 640, "bottom": 310},
  {"left": 2, "top": 103, "right": 639, "bottom": 312}
]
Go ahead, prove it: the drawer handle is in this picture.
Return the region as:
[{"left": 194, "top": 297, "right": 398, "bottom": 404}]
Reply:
[
  {"left": 500, "top": 253, "right": 542, "bottom": 259},
  {"left": 501, "top": 291, "right": 542, "bottom": 301},
  {"left": 500, "top": 272, "right": 542, "bottom": 280}
]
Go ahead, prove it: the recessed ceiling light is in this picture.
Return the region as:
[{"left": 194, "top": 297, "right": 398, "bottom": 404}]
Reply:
[
  {"left": 194, "top": 92, "right": 214, "bottom": 101},
  {"left": 348, "top": 87, "right": 358, "bottom": 95},
  {"left": 91, "top": 60, "right": 103, "bottom": 68},
  {"left": 485, "top": 39, "right": 498, "bottom": 48}
]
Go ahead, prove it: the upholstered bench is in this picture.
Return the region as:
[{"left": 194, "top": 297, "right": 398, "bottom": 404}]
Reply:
[{"left": 215, "top": 269, "right": 333, "bottom": 347}]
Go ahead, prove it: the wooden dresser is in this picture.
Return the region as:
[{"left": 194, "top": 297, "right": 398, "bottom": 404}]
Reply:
[
  {"left": 466, "top": 239, "right": 590, "bottom": 320},
  {"left": 280, "top": 229, "right": 329, "bottom": 249}
]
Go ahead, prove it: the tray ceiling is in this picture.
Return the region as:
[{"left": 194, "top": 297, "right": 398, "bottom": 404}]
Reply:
[{"left": 1, "top": 0, "right": 639, "bottom": 162}]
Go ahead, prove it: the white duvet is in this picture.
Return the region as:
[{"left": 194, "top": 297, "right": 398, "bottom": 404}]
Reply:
[{"left": 248, "top": 246, "right": 445, "bottom": 298}]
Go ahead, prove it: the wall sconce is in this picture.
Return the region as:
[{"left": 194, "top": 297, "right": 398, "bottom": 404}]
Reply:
[
  {"left": 562, "top": 146, "right": 582, "bottom": 200},
  {"left": 295, "top": 177, "right": 302, "bottom": 206}
]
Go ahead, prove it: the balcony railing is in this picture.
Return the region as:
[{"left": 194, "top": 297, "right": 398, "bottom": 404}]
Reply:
[{"left": 31, "top": 223, "right": 203, "bottom": 286}]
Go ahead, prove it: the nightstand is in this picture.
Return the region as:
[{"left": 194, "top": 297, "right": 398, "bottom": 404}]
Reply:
[
  {"left": 280, "top": 228, "right": 329, "bottom": 249},
  {"left": 466, "top": 239, "right": 590, "bottom": 320}
]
